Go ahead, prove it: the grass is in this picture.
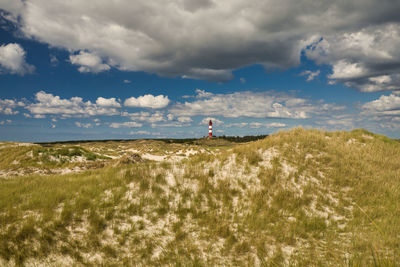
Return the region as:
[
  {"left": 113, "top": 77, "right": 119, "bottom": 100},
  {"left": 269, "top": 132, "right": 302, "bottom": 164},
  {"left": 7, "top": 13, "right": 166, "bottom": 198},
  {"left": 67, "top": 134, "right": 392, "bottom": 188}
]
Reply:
[
  {"left": 0, "top": 144, "right": 110, "bottom": 178},
  {"left": 0, "top": 128, "right": 399, "bottom": 265}
]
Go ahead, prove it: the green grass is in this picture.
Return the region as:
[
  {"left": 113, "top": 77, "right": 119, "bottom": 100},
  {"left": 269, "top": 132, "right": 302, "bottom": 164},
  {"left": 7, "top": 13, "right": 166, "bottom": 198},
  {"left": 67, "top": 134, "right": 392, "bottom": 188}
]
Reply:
[
  {"left": 0, "top": 144, "right": 110, "bottom": 177},
  {"left": 0, "top": 128, "right": 399, "bottom": 265}
]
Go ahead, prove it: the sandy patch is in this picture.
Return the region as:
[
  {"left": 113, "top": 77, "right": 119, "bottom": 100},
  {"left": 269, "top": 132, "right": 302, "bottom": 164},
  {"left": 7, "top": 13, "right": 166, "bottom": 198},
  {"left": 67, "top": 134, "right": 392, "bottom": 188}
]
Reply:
[{"left": 141, "top": 153, "right": 166, "bottom": 161}]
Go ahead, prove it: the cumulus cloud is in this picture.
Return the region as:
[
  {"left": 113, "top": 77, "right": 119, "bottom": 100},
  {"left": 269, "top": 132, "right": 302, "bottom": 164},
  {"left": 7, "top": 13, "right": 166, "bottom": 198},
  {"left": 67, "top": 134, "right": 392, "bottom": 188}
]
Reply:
[
  {"left": 33, "top": 114, "right": 45, "bottom": 119},
  {"left": 362, "top": 94, "right": 400, "bottom": 116},
  {"left": 300, "top": 70, "right": 320, "bottom": 81},
  {"left": 4, "top": 0, "right": 400, "bottom": 85},
  {"left": 124, "top": 94, "right": 170, "bottom": 109},
  {"left": 1, "top": 0, "right": 310, "bottom": 81},
  {"left": 266, "top": 122, "right": 287, "bottom": 128},
  {"left": 249, "top": 122, "right": 263, "bottom": 128},
  {"left": 96, "top": 97, "right": 121, "bottom": 107},
  {"left": 0, "top": 43, "right": 35, "bottom": 75},
  {"left": 177, "top": 116, "right": 192, "bottom": 123},
  {"left": 199, "top": 117, "right": 223, "bottom": 126},
  {"left": 26, "top": 91, "right": 120, "bottom": 118},
  {"left": 167, "top": 114, "right": 174, "bottom": 120},
  {"left": 170, "top": 90, "right": 334, "bottom": 119},
  {"left": 225, "top": 122, "right": 248, "bottom": 128},
  {"left": 122, "top": 111, "right": 166, "bottom": 123},
  {"left": 195, "top": 89, "right": 213, "bottom": 99},
  {"left": 0, "top": 0, "right": 23, "bottom": 22},
  {"left": 75, "top": 122, "right": 92, "bottom": 128},
  {"left": 150, "top": 122, "right": 186, "bottom": 128},
  {"left": 109, "top": 121, "right": 142, "bottom": 128},
  {"left": 306, "top": 25, "right": 400, "bottom": 92},
  {"left": 0, "top": 98, "right": 24, "bottom": 115},
  {"left": 69, "top": 51, "right": 110, "bottom": 73},
  {"left": 320, "top": 119, "right": 354, "bottom": 127},
  {"left": 50, "top": 54, "right": 59, "bottom": 66},
  {"left": 0, "top": 120, "right": 12, "bottom": 125}
]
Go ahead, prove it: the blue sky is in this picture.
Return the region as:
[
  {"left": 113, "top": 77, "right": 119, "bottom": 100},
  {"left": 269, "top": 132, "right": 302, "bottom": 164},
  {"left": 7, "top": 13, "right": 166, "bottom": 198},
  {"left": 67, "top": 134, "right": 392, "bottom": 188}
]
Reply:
[{"left": 1, "top": 1, "right": 400, "bottom": 141}]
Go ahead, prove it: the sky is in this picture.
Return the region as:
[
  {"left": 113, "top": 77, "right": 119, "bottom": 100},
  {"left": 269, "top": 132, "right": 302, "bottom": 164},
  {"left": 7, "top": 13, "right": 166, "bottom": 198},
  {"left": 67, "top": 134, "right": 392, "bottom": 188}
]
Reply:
[{"left": 0, "top": 0, "right": 400, "bottom": 142}]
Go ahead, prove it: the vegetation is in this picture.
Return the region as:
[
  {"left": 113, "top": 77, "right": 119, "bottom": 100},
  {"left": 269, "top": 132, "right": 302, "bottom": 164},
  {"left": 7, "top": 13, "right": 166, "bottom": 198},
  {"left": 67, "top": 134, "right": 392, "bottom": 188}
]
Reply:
[
  {"left": 0, "top": 128, "right": 399, "bottom": 265},
  {"left": 0, "top": 144, "right": 107, "bottom": 170}
]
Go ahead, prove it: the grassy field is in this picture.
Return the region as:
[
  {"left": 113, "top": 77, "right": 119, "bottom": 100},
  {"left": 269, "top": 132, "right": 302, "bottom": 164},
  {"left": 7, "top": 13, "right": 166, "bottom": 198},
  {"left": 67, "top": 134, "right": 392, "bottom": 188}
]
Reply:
[{"left": 0, "top": 128, "right": 399, "bottom": 266}]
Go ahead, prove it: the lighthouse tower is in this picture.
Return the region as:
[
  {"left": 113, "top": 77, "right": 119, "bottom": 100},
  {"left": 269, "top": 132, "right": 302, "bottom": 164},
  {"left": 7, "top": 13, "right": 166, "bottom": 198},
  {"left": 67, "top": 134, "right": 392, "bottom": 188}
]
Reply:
[{"left": 209, "top": 120, "right": 212, "bottom": 138}]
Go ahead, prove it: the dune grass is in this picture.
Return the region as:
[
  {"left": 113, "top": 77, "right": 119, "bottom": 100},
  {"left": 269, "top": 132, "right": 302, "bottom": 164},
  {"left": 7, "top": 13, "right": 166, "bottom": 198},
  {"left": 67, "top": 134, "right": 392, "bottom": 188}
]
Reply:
[{"left": 0, "top": 128, "right": 399, "bottom": 265}]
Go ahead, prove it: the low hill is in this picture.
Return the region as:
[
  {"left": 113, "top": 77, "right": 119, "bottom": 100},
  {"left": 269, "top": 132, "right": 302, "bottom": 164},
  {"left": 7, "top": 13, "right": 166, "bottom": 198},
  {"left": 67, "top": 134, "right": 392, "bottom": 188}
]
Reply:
[{"left": 0, "top": 128, "right": 399, "bottom": 265}]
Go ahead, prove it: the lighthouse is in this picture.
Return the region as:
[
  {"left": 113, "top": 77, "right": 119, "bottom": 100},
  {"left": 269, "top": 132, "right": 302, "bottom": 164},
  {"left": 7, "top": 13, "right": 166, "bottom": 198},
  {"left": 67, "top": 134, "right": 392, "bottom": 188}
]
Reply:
[{"left": 209, "top": 120, "right": 212, "bottom": 138}]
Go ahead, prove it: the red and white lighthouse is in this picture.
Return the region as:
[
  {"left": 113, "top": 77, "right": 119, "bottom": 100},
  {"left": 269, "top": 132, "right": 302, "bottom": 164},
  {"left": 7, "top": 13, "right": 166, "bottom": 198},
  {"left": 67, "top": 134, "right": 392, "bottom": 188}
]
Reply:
[{"left": 208, "top": 120, "right": 212, "bottom": 138}]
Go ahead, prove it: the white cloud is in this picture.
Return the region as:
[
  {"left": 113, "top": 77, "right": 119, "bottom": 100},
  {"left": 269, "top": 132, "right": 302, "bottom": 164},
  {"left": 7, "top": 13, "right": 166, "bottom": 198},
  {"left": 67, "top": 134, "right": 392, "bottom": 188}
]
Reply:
[
  {"left": 195, "top": 89, "right": 213, "bottom": 98},
  {"left": 50, "top": 54, "right": 59, "bottom": 66},
  {"left": 177, "top": 116, "right": 192, "bottom": 123},
  {"left": 33, "top": 114, "right": 46, "bottom": 119},
  {"left": 4, "top": 0, "right": 400, "bottom": 85},
  {"left": 369, "top": 75, "right": 392, "bottom": 84},
  {"left": 306, "top": 25, "right": 400, "bottom": 92},
  {"left": 96, "top": 97, "right": 121, "bottom": 107},
  {"left": 199, "top": 117, "right": 223, "bottom": 126},
  {"left": 321, "top": 119, "right": 353, "bottom": 127},
  {"left": 145, "top": 112, "right": 165, "bottom": 123},
  {"left": 0, "top": 98, "right": 23, "bottom": 115},
  {"left": 69, "top": 51, "right": 110, "bottom": 73},
  {"left": 362, "top": 94, "right": 400, "bottom": 116},
  {"left": 26, "top": 91, "right": 120, "bottom": 118},
  {"left": 75, "top": 122, "right": 92, "bottom": 128},
  {"left": 150, "top": 122, "right": 185, "bottom": 128},
  {"left": 300, "top": 70, "right": 320, "bottom": 81},
  {"left": 1, "top": 107, "right": 16, "bottom": 115},
  {"left": 379, "top": 122, "right": 400, "bottom": 130},
  {"left": 266, "top": 122, "right": 287, "bottom": 128},
  {"left": 225, "top": 122, "right": 248, "bottom": 128},
  {"left": 124, "top": 94, "right": 170, "bottom": 109},
  {"left": 110, "top": 121, "right": 142, "bottom": 128},
  {"left": 240, "top": 77, "right": 246, "bottom": 84},
  {"left": 0, "top": 43, "right": 34, "bottom": 75},
  {"left": 0, "top": 120, "right": 12, "bottom": 125},
  {"left": 328, "top": 61, "right": 366, "bottom": 80},
  {"left": 3, "top": 1, "right": 400, "bottom": 89},
  {"left": 167, "top": 114, "right": 174, "bottom": 120},
  {"left": 249, "top": 122, "right": 263, "bottom": 128},
  {"left": 170, "top": 90, "right": 329, "bottom": 119},
  {"left": 122, "top": 111, "right": 166, "bottom": 123},
  {"left": 0, "top": 0, "right": 23, "bottom": 22}
]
